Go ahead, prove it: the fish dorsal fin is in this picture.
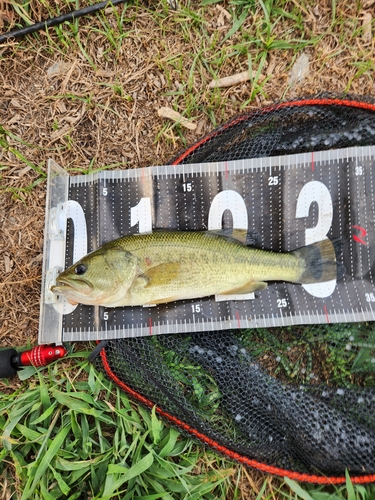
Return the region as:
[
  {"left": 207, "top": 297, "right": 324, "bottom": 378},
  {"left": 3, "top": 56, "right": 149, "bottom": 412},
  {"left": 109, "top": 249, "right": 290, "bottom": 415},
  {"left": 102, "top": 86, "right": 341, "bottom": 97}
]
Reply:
[
  {"left": 222, "top": 281, "right": 268, "bottom": 295},
  {"left": 207, "top": 228, "right": 261, "bottom": 246}
]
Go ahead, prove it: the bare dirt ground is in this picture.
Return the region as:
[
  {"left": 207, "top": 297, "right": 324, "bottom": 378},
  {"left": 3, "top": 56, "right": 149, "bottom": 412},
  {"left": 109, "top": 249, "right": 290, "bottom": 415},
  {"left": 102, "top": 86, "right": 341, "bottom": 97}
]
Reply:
[{"left": 0, "top": 1, "right": 374, "bottom": 370}]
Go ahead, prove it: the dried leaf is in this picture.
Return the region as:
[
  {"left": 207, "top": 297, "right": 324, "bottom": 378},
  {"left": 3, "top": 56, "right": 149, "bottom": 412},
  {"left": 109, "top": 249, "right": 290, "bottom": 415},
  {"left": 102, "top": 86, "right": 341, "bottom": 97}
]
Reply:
[
  {"left": 50, "top": 124, "right": 71, "bottom": 141},
  {"left": 288, "top": 53, "right": 310, "bottom": 85},
  {"left": 216, "top": 4, "right": 231, "bottom": 27},
  {"left": 46, "top": 61, "right": 72, "bottom": 78}
]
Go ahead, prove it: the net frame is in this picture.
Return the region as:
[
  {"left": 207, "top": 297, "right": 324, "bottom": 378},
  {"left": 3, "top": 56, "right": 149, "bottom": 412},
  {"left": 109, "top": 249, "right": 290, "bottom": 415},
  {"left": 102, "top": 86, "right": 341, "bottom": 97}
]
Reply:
[{"left": 95, "top": 94, "right": 375, "bottom": 484}]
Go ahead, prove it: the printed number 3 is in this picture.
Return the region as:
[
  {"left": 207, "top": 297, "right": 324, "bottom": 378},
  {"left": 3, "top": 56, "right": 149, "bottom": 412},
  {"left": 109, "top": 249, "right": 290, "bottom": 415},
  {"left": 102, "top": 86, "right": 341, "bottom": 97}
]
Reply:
[{"left": 296, "top": 181, "right": 335, "bottom": 298}]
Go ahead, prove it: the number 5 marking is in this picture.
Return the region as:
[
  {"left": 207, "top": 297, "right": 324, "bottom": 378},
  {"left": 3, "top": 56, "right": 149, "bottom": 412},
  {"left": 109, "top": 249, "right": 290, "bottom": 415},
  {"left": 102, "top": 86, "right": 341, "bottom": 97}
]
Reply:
[{"left": 296, "top": 181, "right": 336, "bottom": 298}]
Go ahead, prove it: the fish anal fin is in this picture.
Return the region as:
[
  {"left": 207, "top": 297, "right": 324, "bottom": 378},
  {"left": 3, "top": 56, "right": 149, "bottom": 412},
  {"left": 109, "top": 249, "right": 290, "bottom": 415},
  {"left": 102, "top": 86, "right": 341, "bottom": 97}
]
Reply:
[
  {"left": 145, "top": 296, "right": 179, "bottom": 305},
  {"left": 222, "top": 281, "right": 267, "bottom": 295}
]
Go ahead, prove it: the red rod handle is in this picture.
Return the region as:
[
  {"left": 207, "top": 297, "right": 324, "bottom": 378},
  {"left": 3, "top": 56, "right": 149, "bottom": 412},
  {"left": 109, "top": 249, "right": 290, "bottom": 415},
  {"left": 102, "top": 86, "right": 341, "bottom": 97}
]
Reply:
[{"left": 18, "top": 345, "right": 67, "bottom": 367}]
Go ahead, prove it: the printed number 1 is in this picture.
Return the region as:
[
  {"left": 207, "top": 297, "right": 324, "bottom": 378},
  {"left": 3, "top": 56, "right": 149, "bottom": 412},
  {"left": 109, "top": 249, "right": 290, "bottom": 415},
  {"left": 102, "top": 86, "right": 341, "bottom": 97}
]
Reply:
[{"left": 131, "top": 198, "right": 152, "bottom": 233}]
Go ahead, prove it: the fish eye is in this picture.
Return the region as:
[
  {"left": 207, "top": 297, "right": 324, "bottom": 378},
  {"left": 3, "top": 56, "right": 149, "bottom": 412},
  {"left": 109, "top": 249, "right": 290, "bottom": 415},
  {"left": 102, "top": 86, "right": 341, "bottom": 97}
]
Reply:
[{"left": 74, "top": 264, "right": 87, "bottom": 275}]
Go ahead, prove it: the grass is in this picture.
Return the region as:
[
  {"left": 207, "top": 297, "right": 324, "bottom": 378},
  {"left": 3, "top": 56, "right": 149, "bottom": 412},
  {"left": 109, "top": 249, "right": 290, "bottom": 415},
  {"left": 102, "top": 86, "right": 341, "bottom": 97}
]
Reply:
[
  {"left": 241, "top": 323, "right": 375, "bottom": 387},
  {"left": 1, "top": 0, "right": 375, "bottom": 498},
  {"left": 0, "top": 354, "right": 238, "bottom": 499},
  {"left": 1, "top": 353, "right": 375, "bottom": 499}
]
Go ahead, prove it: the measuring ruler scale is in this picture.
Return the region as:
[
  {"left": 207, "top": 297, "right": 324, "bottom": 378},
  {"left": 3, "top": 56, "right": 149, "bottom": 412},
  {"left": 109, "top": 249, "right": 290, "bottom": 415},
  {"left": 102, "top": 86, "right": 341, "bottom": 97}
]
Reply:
[{"left": 39, "top": 146, "right": 375, "bottom": 344}]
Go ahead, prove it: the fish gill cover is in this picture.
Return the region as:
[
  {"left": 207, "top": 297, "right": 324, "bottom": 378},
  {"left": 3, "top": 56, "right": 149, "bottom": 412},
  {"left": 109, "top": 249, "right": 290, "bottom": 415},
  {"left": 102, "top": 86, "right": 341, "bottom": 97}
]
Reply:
[{"left": 93, "top": 94, "right": 375, "bottom": 484}]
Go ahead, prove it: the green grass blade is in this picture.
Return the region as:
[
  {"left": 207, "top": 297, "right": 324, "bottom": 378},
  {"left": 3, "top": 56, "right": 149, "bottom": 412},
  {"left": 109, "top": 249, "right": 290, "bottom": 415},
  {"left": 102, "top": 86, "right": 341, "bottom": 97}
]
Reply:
[
  {"left": 346, "top": 470, "right": 356, "bottom": 500},
  {"left": 284, "top": 477, "right": 315, "bottom": 500},
  {"left": 222, "top": 8, "right": 248, "bottom": 42},
  {"left": 21, "top": 424, "right": 70, "bottom": 498},
  {"left": 102, "top": 452, "right": 154, "bottom": 497}
]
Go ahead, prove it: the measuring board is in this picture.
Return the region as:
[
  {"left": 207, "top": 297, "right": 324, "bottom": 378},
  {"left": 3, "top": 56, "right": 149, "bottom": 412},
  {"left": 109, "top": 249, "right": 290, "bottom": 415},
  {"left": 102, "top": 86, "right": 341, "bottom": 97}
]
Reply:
[{"left": 39, "top": 146, "right": 375, "bottom": 344}]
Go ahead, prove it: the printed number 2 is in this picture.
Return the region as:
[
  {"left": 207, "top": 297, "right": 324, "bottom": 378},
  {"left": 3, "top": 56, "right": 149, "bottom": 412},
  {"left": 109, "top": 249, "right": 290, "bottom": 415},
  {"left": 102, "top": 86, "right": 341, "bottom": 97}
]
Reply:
[{"left": 296, "top": 181, "right": 335, "bottom": 298}]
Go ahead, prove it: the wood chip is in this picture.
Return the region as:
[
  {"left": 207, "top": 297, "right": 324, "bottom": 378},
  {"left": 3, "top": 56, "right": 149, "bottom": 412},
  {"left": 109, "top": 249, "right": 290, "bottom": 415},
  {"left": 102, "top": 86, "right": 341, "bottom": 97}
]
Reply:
[
  {"left": 7, "top": 113, "right": 22, "bottom": 125},
  {"left": 157, "top": 107, "right": 196, "bottom": 130},
  {"left": 4, "top": 254, "right": 12, "bottom": 274},
  {"left": 10, "top": 99, "right": 22, "bottom": 108},
  {"left": 208, "top": 70, "right": 251, "bottom": 89},
  {"left": 95, "top": 69, "right": 117, "bottom": 77},
  {"left": 50, "top": 123, "right": 71, "bottom": 141},
  {"left": 362, "top": 12, "right": 372, "bottom": 43},
  {"left": 18, "top": 166, "right": 32, "bottom": 176},
  {"left": 56, "top": 101, "right": 67, "bottom": 114}
]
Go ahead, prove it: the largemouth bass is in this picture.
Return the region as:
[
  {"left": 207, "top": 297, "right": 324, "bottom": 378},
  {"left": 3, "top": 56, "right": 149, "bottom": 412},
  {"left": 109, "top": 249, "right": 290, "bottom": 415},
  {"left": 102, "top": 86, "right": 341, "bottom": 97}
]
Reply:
[{"left": 51, "top": 230, "right": 338, "bottom": 307}]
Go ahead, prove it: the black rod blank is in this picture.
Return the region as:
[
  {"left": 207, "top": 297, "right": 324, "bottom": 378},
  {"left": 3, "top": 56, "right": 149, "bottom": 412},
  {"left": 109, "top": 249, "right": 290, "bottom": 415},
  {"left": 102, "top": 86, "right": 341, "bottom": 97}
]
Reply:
[{"left": 0, "top": 0, "right": 129, "bottom": 44}]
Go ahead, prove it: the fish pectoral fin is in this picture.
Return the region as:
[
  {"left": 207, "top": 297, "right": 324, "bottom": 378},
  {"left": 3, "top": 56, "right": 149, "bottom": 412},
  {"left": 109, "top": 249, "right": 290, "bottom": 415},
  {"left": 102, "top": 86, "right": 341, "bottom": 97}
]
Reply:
[
  {"left": 132, "top": 274, "right": 150, "bottom": 289},
  {"left": 142, "top": 262, "right": 181, "bottom": 287},
  {"left": 222, "top": 281, "right": 268, "bottom": 294}
]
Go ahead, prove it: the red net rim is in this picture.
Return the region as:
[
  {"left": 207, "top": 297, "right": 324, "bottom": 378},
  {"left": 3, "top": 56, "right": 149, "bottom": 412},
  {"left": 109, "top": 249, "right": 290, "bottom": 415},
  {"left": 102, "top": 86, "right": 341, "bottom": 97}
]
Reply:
[{"left": 172, "top": 97, "right": 375, "bottom": 165}]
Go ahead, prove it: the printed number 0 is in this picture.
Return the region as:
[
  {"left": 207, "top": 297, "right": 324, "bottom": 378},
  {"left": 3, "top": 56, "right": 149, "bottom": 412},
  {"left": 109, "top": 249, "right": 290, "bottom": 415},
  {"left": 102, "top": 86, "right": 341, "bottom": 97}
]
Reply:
[
  {"left": 208, "top": 190, "right": 248, "bottom": 230},
  {"left": 295, "top": 181, "right": 336, "bottom": 298}
]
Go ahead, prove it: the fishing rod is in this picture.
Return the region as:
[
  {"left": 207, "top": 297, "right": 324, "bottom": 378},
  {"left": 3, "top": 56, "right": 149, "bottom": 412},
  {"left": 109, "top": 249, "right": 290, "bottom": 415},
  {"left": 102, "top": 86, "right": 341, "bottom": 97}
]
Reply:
[{"left": 0, "top": 0, "right": 130, "bottom": 44}]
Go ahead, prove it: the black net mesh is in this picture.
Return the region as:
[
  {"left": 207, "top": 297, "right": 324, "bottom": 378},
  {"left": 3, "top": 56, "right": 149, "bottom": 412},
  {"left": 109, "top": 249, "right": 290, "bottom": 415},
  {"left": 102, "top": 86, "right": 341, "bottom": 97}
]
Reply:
[{"left": 94, "top": 94, "right": 375, "bottom": 483}]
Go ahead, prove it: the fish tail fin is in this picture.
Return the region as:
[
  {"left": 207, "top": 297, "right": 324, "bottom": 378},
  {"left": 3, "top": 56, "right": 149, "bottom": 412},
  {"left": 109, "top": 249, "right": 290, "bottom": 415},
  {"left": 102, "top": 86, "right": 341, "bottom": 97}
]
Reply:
[{"left": 293, "top": 239, "right": 340, "bottom": 284}]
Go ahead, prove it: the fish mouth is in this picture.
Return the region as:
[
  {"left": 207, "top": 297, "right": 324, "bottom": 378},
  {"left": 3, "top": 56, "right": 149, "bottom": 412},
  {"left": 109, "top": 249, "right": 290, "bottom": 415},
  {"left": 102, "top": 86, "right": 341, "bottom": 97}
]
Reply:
[{"left": 51, "top": 277, "right": 92, "bottom": 295}]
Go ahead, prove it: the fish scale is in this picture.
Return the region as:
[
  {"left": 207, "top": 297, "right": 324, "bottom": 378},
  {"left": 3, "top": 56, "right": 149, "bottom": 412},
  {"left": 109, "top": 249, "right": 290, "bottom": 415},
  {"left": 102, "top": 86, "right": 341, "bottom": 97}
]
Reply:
[{"left": 39, "top": 146, "right": 375, "bottom": 344}]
